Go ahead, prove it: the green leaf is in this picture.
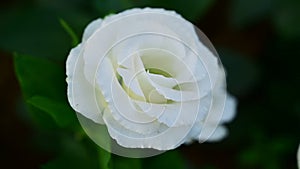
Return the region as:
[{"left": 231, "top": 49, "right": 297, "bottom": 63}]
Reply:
[
  {"left": 0, "top": 8, "right": 71, "bottom": 60},
  {"left": 14, "top": 53, "right": 66, "bottom": 100},
  {"left": 59, "top": 18, "right": 79, "bottom": 47},
  {"left": 27, "top": 96, "right": 77, "bottom": 128},
  {"left": 111, "top": 155, "right": 141, "bottom": 169},
  {"left": 41, "top": 156, "right": 83, "bottom": 169},
  {"left": 41, "top": 132, "right": 106, "bottom": 169},
  {"left": 41, "top": 145, "right": 98, "bottom": 169},
  {"left": 14, "top": 53, "right": 73, "bottom": 128},
  {"left": 98, "top": 147, "right": 111, "bottom": 169},
  {"left": 271, "top": 0, "right": 300, "bottom": 39},
  {"left": 239, "top": 135, "right": 295, "bottom": 169},
  {"left": 72, "top": 115, "right": 112, "bottom": 168},
  {"left": 92, "top": 0, "right": 134, "bottom": 17}
]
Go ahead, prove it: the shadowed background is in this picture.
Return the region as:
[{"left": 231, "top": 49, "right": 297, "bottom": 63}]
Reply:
[{"left": 1, "top": 0, "right": 299, "bottom": 169}]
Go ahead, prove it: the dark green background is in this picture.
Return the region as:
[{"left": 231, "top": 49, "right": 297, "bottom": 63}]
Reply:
[{"left": 1, "top": 0, "right": 299, "bottom": 169}]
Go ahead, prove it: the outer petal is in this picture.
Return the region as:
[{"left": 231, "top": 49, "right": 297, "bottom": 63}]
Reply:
[
  {"left": 66, "top": 44, "right": 105, "bottom": 124},
  {"left": 221, "top": 94, "right": 237, "bottom": 123},
  {"left": 82, "top": 8, "right": 204, "bottom": 86},
  {"left": 197, "top": 66, "right": 236, "bottom": 142},
  {"left": 103, "top": 108, "right": 193, "bottom": 150},
  {"left": 82, "top": 18, "right": 102, "bottom": 41},
  {"left": 199, "top": 126, "right": 228, "bottom": 142},
  {"left": 134, "top": 98, "right": 209, "bottom": 127}
]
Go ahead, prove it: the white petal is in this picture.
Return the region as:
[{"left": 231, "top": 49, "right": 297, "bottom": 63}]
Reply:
[
  {"left": 103, "top": 107, "right": 193, "bottom": 150},
  {"left": 114, "top": 51, "right": 158, "bottom": 101},
  {"left": 112, "top": 29, "right": 186, "bottom": 66},
  {"left": 193, "top": 67, "right": 236, "bottom": 143},
  {"left": 96, "top": 57, "right": 162, "bottom": 134},
  {"left": 138, "top": 48, "right": 212, "bottom": 102},
  {"left": 82, "top": 18, "right": 102, "bottom": 41},
  {"left": 132, "top": 52, "right": 167, "bottom": 103},
  {"left": 139, "top": 49, "right": 194, "bottom": 83},
  {"left": 146, "top": 69, "right": 212, "bottom": 103},
  {"left": 117, "top": 67, "right": 146, "bottom": 100},
  {"left": 82, "top": 7, "right": 201, "bottom": 86},
  {"left": 222, "top": 94, "right": 237, "bottom": 123},
  {"left": 147, "top": 73, "right": 177, "bottom": 88},
  {"left": 66, "top": 44, "right": 105, "bottom": 124},
  {"left": 148, "top": 78, "right": 201, "bottom": 102},
  {"left": 198, "top": 125, "right": 228, "bottom": 142},
  {"left": 138, "top": 49, "right": 207, "bottom": 102},
  {"left": 134, "top": 95, "right": 211, "bottom": 127},
  {"left": 197, "top": 66, "right": 227, "bottom": 142}
]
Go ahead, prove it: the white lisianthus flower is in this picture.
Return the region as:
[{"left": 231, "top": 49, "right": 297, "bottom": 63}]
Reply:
[{"left": 66, "top": 8, "right": 237, "bottom": 157}]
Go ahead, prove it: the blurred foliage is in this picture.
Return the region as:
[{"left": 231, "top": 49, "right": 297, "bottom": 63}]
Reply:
[
  {"left": 229, "top": 0, "right": 300, "bottom": 39},
  {"left": 1, "top": 0, "right": 299, "bottom": 169}
]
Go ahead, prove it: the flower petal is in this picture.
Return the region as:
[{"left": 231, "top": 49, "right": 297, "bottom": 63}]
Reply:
[
  {"left": 83, "top": 7, "right": 202, "bottom": 86},
  {"left": 66, "top": 44, "right": 105, "bottom": 124},
  {"left": 117, "top": 67, "right": 146, "bottom": 100},
  {"left": 197, "top": 66, "right": 234, "bottom": 142},
  {"left": 134, "top": 94, "right": 212, "bottom": 127},
  {"left": 103, "top": 107, "right": 193, "bottom": 150},
  {"left": 96, "top": 56, "right": 164, "bottom": 134},
  {"left": 82, "top": 18, "right": 102, "bottom": 41},
  {"left": 67, "top": 8, "right": 237, "bottom": 152},
  {"left": 222, "top": 94, "right": 237, "bottom": 123},
  {"left": 199, "top": 125, "right": 228, "bottom": 142},
  {"left": 132, "top": 52, "right": 168, "bottom": 103}
]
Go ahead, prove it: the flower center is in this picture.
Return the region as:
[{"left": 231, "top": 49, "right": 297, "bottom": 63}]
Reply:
[{"left": 145, "top": 68, "right": 172, "bottom": 78}]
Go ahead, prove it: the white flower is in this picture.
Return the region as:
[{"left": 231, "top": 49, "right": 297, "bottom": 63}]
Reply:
[{"left": 66, "top": 8, "right": 237, "bottom": 155}]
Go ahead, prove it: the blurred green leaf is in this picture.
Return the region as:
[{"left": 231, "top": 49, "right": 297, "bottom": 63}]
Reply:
[
  {"left": 27, "top": 96, "right": 77, "bottom": 128},
  {"left": 239, "top": 129, "right": 296, "bottom": 169},
  {"left": 59, "top": 18, "right": 79, "bottom": 47},
  {"left": 14, "top": 53, "right": 66, "bottom": 101},
  {"left": 0, "top": 8, "right": 70, "bottom": 60},
  {"left": 14, "top": 53, "right": 73, "bottom": 128},
  {"left": 98, "top": 147, "right": 111, "bottom": 169},
  {"left": 92, "top": 0, "right": 134, "bottom": 16},
  {"left": 111, "top": 155, "right": 141, "bottom": 169},
  {"left": 41, "top": 155, "right": 88, "bottom": 169},
  {"left": 41, "top": 136, "right": 100, "bottom": 169},
  {"left": 272, "top": 0, "right": 300, "bottom": 39},
  {"left": 0, "top": 0, "right": 96, "bottom": 61},
  {"left": 229, "top": 0, "right": 300, "bottom": 39}
]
